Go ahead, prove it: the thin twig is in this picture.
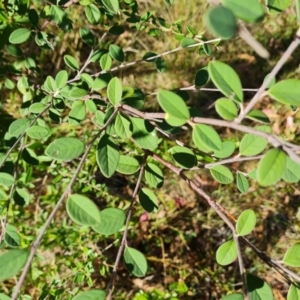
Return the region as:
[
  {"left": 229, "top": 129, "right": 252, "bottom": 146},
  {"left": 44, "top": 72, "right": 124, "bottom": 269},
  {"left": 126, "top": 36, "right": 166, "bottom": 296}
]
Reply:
[
  {"left": 11, "top": 108, "right": 119, "bottom": 300},
  {"left": 235, "top": 30, "right": 300, "bottom": 123},
  {"left": 106, "top": 155, "right": 147, "bottom": 299},
  {"left": 92, "top": 38, "right": 221, "bottom": 78},
  {"left": 234, "top": 234, "right": 249, "bottom": 300},
  {"left": 204, "top": 155, "right": 264, "bottom": 168}
]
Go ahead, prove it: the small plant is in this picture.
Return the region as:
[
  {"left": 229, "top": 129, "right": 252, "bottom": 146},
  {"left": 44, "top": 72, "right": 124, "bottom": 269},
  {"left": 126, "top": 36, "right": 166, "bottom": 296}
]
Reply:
[{"left": 0, "top": 0, "right": 300, "bottom": 299}]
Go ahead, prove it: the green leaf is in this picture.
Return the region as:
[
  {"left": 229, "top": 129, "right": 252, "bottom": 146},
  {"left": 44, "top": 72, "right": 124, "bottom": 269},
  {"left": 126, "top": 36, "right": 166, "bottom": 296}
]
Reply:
[
  {"left": 55, "top": 70, "right": 68, "bottom": 89},
  {"left": 0, "top": 293, "right": 11, "bottom": 300},
  {"left": 216, "top": 240, "right": 237, "bottom": 265},
  {"left": 50, "top": 5, "right": 71, "bottom": 31},
  {"left": 0, "top": 249, "right": 29, "bottom": 281},
  {"left": 246, "top": 110, "right": 270, "bottom": 123},
  {"left": 9, "top": 118, "right": 31, "bottom": 137},
  {"left": 157, "top": 90, "right": 190, "bottom": 126},
  {"left": 130, "top": 118, "right": 158, "bottom": 150},
  {"left": 124, "top": 247, "right": 147, "bottom": 277},
  {"left": 282, "top": 157, "right": 300, "bottom": 183},
  {"left": 64, "top": 55, "right": 79, "bottom": 70},
  {"left": 221, "top": 293, "right": 243, "bottom": 300},
  {"left": 109, "top": 44, "right": 124, "bottom": 62},
  {"left": 205, "top": 6, "right": 237, "bottom": 40},
  {"left": 145, "top": 163, "right": 164, "bottom": 188},
  {"left": 247, "top": 274, "right": 274, "bottom": 300},
  {"left": 283, "top": 243, "right": 300, "bottom": 267},
  {"left": 102, "top": 0, "right": 119, "bottom": 14},
  {"left": 69, "top": 88, "right": 88, "bottom": 99},
  {"left": 139, "top": 188, "right": 158, "bottom": 213},
  {"left": 208, "top": 61, "right": 243, "bottom": 102},
  {"left": 14, "top": 188, "right": 30, "bottom": 206},
  {"left": 257, "top": 148, "right": 286, "bottom": 186},
  {"left": 248, "top": 169, "right": 257, "bottom": 180},
  {"left": 66, "top": 194, "right": 101, "bottom": 226},
  {"left": 210, "top": 165, "right": 233, "bottom": 184},
  {"left": 92, "top": 208, "right": 125, "bottom": 235},
  {"left": 4, "top": 224, "right": 21, "bottom": 247},
  {"left": 72, "top": 290, "right": 106, "bottom": 300},
  {"left": 85, "top": 4, "right": 101, "bottom": 25},
  {"left": 223, "top": 0, "right": 264, "bottom": 22},
  {"left": 26, "top": 126, "right": 49, "bottom": 139},
  {"left": 0, "top": 173, "right": 14, "bottom": 187},
  {"left": 236, "top": 172, "right": 249, "bottom": 194},
  {"left": 263, "top": 73, "right": 276, "bottom": 89},
  {"left": 9, "top": 28, "right": 31, "bottom": 44},
  {"left": 100, "top": 53, "right": 112, "bottom": 70},
  {"left": 96, "top": 134, "right": 120, "bottom": 178},
  {"left": 195, "top": 67, "right": 210, "bottom": 87},
  {"left": 80, "top": 27, "right": 94, "bottom": 47},
  {"left": 268, "top": 79, "right": 300, "bottom": 106},
  {"left": 155, "top": 57, "right": 167, "bottom": 73},
  {"left": 115, "top": 114, "right": 132, "bottom": 139},
  {"left": 213, "top": 141, "right": 235, "bottom": 159},
  {"left": 236, "top": 209, "right": 256, "bottom": 236},
  {"left": 215, "top": 98, "right": 238, "bottom": 120},
  {"left": 45, "top": 137, "right": 85, "bottom": 161},
  {"left": 169, "top": 146, "right": 196, "bottom": 169},
  {"left": 107, "top": 77, "right": 122, "bottom": 106},
  {"left": 93, "top": 73, "right": 113, "bottom": 90},
  {"left": 5, "top": 78, "right": 15, "bottom": 89},
  {"left": 180, "top": 37, "right": 196, "bottom": 48},
  {"left": 193, "top": 124, "right": 222, "bottom": 152},
  {"left": 44, "top": 76, "right": 57, "bottom": 93},
  {"left": 267, "top": 0, "right": 291, "bottom": 14},
  {"left": 7, "top": 44, "right": 23, "bottom": 57},
  {"left": 122, "top": 88, "right": 145, "bottom": 109},
  {"left": 28, "top": 8, "right": 39, "bottom": 27},
  {"left": 116, "top": 155, "right": 139, "bottom": 174},
  {"left": 22, "top": 148, "right": 39, "bottom": 165},
  {"left": 239, "top": 126, "right": 270, "bottom": 156},
  {"left": 287, "top": 284, "right": 300, "bottom": 300},
  {"left": 69, "top": 101, "right": 86, "bottom": 125}
]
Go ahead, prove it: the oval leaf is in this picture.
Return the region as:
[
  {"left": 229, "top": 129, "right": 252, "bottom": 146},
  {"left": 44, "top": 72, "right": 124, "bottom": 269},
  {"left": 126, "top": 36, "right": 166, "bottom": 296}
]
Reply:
[
  {"left": 116, "top": 155, "right": 139, "bottom": 175},
  {"left": 210, "top": 165, "right": 233, "bottom": 184},
  {"left": 26, "top": 126, "right": 49, "bottom": 139},
  {"left": 247, "top": 274, "right": 274, "bottom": 300},
  {"left": 72, "top": 289, "right": 106, "bottom": 300},
  {"left": 130, "top": 118, "right": 158, "bottom": 151},
  {"left": 236, "top": 172, "right": 249, "bottom": 194},
  {"left": 145, "top": 163, "right": 164, "bottom": 188},
  {"left": 96, "top": 134, "right": 120, "bottom": 178},
  {"left": 66, "top": 194, "right": 101, "bottom": 226},
  {"left": 9, "top": 118, "right": 31, "bottom": 137},
  {"left": 124, "top": 246, "right": 147, "bottom": 277},
  {"left": 257, "top": 148, "right": 286, "bottom": 186},
  {"left": 223, "top": 0, "right": 264, "bottom": 22},
  {"left": 282, "top": 157, "right": 300, "bottom": 183},
  {"left": 236, "top": 209, "right": 256, "bottom": 236},
  {"left": 283, "top": 243, "right": 300, "bottom": 267},
  {"left": 102, "top": 0, "right": 119, "bottom": 14},
  {"left": 216, "top": 240, "right": 237, "bottom": 265},
  {"left": 193, "top": 124, "right": 222, "bottom": 152},
  {"left": 0, "top": 173, "right": 15, "bottom": 187},
  {"left": 213, "top": 141, "right": 235, "bottom": 159},
  {"left": 268, "top": 79, "right": 300, "bottom": 106},
  {"left": 205, "top": 6, "right": 237, "bottom": 40},
  {"left": 287, "top": 284, "right": 300, "bottom": 300},
  {"left": 208, "top": 61, "right": 243, "bottom": 103},
  {"left": 92, "top": 208, "right": 125, "bottom": 235},
  {"left": 45, "top": 137, "right": 85, "bottom": 161},
  {"left": 169, "top": 146, "right": 196, "bottom": 169},
  {"left": 215, "top": 98, "right": 238, "bottom": 120},
  {"left": 107, "top": 77, "right": 122, "bottom": 106},
  {"left": 0, "top": 249, "right": 30, "bottom": 281},
  {"left": 4, "top": 224, "right": 21, "bottom": 247},
  {"left": 157, "top": 90, "right": 190, "bottom": 127},
  {"left": 9, "top": 28, "right": 31, "bottom": 44},
  {"left": 139, "top": 188, "right": 158, "bottom": 213}
]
